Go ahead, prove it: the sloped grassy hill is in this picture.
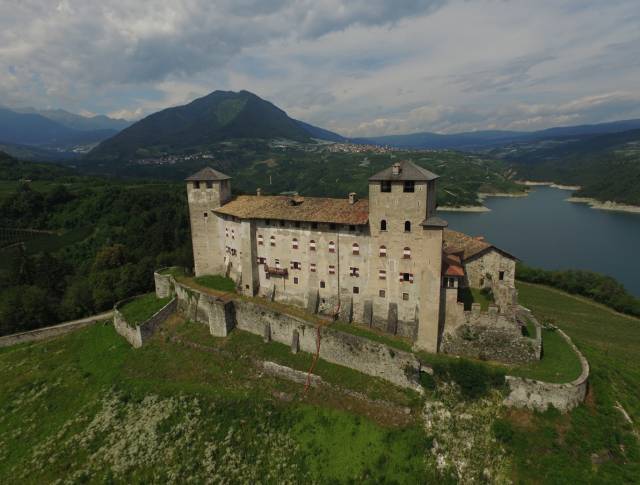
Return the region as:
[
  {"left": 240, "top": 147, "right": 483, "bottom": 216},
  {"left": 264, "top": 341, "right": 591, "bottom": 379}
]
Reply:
[{"left": 0, "top": 283, "right": 639, "bottom": 482}]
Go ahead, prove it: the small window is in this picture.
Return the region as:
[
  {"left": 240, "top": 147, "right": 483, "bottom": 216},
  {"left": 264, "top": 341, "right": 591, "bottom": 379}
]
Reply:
[
  {"left": 231, "top": 229, "right": 235, "bottom": 239},
  {"left": 328, "top": 241, "right": 336, "bottom": 253},
  {"left": 379, "top": 269, "right": 386, "bottom": 280},
  {"left": 379, "top": 289, "right": 386, "bottom": 298},
  {"left": 380, "top": 220, "right": 387, "bottom": 231},
  {"left": 275, "top": 259, "right": 281, "bottom": 268},
  {"left": 295, "top": 221, "right": 301, "bottom": 228},
  {"left": 353, "top": 286, "right": 359, "bottom": 294},
  {"left": 403, "top": 181, "right": 414, "bottom": 193},
  {"left": 329, "top": 265, "right": 336, "bottom": 274},
  {"left": 309, "top": 240, "right": 317, "bottom": 251},
  {"left": 270, "top": 236, "right": 276, "bottom": 247},
  {"left": 225, "top": 228, "right": 229, "bottom": 237},
  {"left": 320, "top": 280, "right": 326, "bottom": 288},
  {"left": 404, "top": 221, "right": 411, "bottom": 232},
  {"left": 290, "top": 261, "right": 301, "bottom": 270},
  {"left": 265, "top": 219, "right": 271, "bottom": 226},
  {"left": 193, "top": 181, "right": 200, "bottom": 189},
  {"left": 402, "top": 292, "right": 409, "bottom": 301},
  {"left": 203, "top": 212, "right": 208, "bottom": 218},
  {"left": 349, "top": 225, "right": 356, "bottom": 232},
  {"left": 381, "top": 181, "right": 391, "bottom": 192},
  {"left": 499, "top": 271, "right": 505, "bottom": 281},
  {"left": 310, "top": 263, "right": 317, "bottom": 272},
  {"left": 257, "top": 257, "right": 266, "bottom": 265},
  {"left": 480, "top": 277, "right": 485, "bottom": 286},
  {"left": 403, "top": 247, "right": 411, "bottom": 259},
  {"left": 257, "top": 234, "right": 264, "bottom": 245},
  {"left": 352, "top": 242, "right": 360, "bottom": 255},
  {"left": 292, "top": 238, "right": 299, "bottom": 249},
  {"left": 400, "top": 272, "right": 413, "bottom": 282},
  {"left": 329, "top": 223, "right": 337, "bottom": 230},
  {"left": 293, "top": 277, "right": 299, "bottom": 284},
  {"left": 349, "top": 267, "right": 359, "bottom": 277},
  {"left": 311, "top": 222, "right": 318, "bottom": 229},
  {"left": 206, "top": 181, "right": 213, "bottom": 189},
  {"left": 279, "top": 220, "right": 286, "bottom": 227},
  {"left": 379, "top": 245, "right": 387, "bottom": 257}
]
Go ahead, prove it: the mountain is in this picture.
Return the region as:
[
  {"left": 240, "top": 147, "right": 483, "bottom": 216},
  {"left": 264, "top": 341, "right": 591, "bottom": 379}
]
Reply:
[
  {"left": 295, "top": 120, "right": 346, "bottom": 142},
  {"left": 18, "top": 108, "right": 132, "bottom": 132},
  {"left": 0, "top": 107, "right": 119, "bottom": 150},
  {"left": 357, "top": 119, "right": 640, "bottom": 150},
  {"left": 88, "top": 90, "right": 319, "bottom": 160}
]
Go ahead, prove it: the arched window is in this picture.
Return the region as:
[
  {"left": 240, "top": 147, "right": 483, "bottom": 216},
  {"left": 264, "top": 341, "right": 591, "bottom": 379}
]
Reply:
[
  {"left": 352, "top": 242, "right": 360, "bottom": 255},
  {"left": 270, "top": 236, "right": 276, "bottom": 247},
  {"left": 380, "top": 219, "right": 387, "bottom": 231},
  {"left": 404, "top": 221, "right": 411, "bottom": 232},
  {"left": 292, "top": 238, "right": 299, "bottom": 249},
  {"left": 328, "top": 241, "right": 336, "bottom": 253},
  {"left": 403, "top": 247, "right": 411, "bottom": 259},
  {"left": 309, "top": 240, "right": 316, "bottom": 251},
  {"left": 379, "top": 245, "right": 387, "bottom": 257}
]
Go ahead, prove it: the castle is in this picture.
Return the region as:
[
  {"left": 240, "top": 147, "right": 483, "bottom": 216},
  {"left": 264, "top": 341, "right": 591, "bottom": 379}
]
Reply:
[{"left": 186, "top": 160, "right": 531, "bottom": 361}]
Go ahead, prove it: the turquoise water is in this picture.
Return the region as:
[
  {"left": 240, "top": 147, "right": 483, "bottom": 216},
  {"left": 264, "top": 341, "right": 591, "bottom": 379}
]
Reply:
[{"left": 441, "top": 186, "right": 640, "bottom": 296}]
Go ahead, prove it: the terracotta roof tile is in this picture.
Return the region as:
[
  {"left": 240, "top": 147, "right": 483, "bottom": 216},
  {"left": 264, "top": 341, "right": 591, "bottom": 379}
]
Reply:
[
  {"left": 369, "top": 159, "right": 439, "bottom": 182},
  {"left": 443, "top": 229, "right": 516, "bottom": 261},
  {"left": 214, "top": 195, "right": 369, "bottom": 225}
]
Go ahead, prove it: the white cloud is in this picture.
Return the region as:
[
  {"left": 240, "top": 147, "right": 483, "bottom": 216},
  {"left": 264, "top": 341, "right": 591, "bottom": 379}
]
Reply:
[{"left": 0, "top": 0, "right": 639, "bottom": 132}]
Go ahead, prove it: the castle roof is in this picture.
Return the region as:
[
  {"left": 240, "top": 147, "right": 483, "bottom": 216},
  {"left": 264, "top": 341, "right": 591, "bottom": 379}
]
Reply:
[
  {"left": 443, "top": 252, "right": 465, "bottom": 277},
  {"left": 443, "top": 229, "right": 517, "bottom": 261},
  {"left": 214, "top": 195, "right": 370, "bottom": 225},
  {"left": 185, "top": 167, "right": 231, "bottom": 181},
  {"left": 369, "top": 159, "right": 439, "bottom": 182}
]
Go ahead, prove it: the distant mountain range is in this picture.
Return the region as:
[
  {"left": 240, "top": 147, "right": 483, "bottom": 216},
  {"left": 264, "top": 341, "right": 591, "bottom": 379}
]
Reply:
[
  {"left": 0, "top": 107, "right": 131, "bottom": 159},
  {"left": 356, "top": 119, "right": 640, "bottom": 150},
  {"left": 87, "top": 90, "right": 345, "bottom": 160}
]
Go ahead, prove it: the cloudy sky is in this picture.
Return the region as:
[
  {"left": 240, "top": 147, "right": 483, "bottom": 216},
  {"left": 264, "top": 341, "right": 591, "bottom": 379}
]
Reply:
[{"left": 1, "top": 0, "right": 639, "bottom": 136}]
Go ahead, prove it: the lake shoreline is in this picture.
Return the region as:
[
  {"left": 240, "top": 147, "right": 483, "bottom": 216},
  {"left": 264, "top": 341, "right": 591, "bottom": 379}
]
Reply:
[
  {"left": 437, "top": 205, "right": 491, "bottom": 213},
  {"left": 516, "top": 180, "right": 582, "bottom": 191},
  {"left": 566, "top": 197, "right": 640, "bottom": 214}
]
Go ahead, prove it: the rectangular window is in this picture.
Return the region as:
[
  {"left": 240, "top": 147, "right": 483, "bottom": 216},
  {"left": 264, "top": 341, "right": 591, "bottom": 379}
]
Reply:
[
  {"left": 499, "top": 271, "right": 505, "bottom": 281},
  {"left": 293, "top": 277, "right": 299, "bottom": 284},
  {"left": 193, "top": 181, "right": 200, "bottom": 189},
  {"left": 203, "top": 212, "right": 208, "bottom": 218},
  {"left": 291, "top": 261, "right": 301, "bottom": 270},
  {"left": 279, "top": 220, "right": 286, "bottom": 227},
  {"left": 310, "top": 263, "right": 317, "bottom": 272},
  {"left": 379, "top": 289, "right": 386, "bottom": 298},
  {"left": 381, "top": 181, "right": 391, "bottom": 192},
  {"left": 353, "top": 286, "right": 359, "bottom": 294},
  {"left": 265, "top": 219, "right": 270, "bottom": 225},
  {"left": 257, "top": 257, "right": 266, "bottom": 265},
  {"left": 329, "top": 265, "right": 336, "bottom": 275},
  {"left": 379, "top": 269, "right": 386, "bottom": 280},
  {"left": 349, "top": 225, "right": 356, "bottom": 232},
  {"left": 402, "top": 292, "right": 409, "bottom": 301},
  {"left": 329, "top": 223, "right": 337, "bottom": 230},
  {"left": 349, "top": 267, "right": 359, "bottom": 277},
  {"left": 257, "top": 235, "right": 264, "bottom": 245},
  {"left": 311, "top": 222, "right": 318, "bottom": 229},
  {"left": 403, "top": 181, "right": 414, "bottom": 193},
  {"left": 400, "top": 272, "right": 414, "bottom": 283},
  {"left": 295, "top": 221, "right": 301, "bottom": 228},
  {"left": 320, "top": 280, "right": 326, "bottom": 288},
  {"left": 206, "top": 181, "right": 213, "bottom": 189}
]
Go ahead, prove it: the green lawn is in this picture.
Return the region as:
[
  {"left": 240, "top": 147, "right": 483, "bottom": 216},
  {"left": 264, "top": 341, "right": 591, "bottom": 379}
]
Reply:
[
  {"left": 330, "top": 321, "right": 413, "bottom": 353},
  {"left": 458, "top": 287, "right": 494, "bottom": 311},
  {"left": 500, "top": 282, "right": 640, "bottom": 483},
  {"left": 509, "top": 328, "right": 583, "bottom": 383},
  {"left": 158, "top": 266, "right": 187, "bottom": 278},
  {"left": 119, "top": 293, "right": 171, "bottom": 326},
  {"left": 193, "top": 274, "right": 236, "bottom": 292}
]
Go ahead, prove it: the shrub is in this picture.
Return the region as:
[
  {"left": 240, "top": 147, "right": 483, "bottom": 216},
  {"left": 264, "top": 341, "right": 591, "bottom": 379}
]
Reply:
[
  {"left": 492, "top": 419, "right": 514, "bottom": 444},
  {"left": 432, "top": 359, "right": 505, "bottom": 399}
]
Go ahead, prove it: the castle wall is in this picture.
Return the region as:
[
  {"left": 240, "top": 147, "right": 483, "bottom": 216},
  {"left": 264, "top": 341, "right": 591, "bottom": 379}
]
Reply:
[{"left": 113, "top": 296, "right": 177, "bottom": 348}]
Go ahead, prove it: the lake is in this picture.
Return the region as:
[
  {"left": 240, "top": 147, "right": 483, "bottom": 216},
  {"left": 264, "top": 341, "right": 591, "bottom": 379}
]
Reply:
[{"left": 440, "top": 186, "right": 640, "bottom": 296}]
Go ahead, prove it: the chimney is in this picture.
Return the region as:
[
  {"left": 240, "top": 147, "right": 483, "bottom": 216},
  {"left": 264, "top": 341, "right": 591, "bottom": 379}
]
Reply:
[
  {"left": 256, "top": 188, "right": 262, "bottom": 196},
  {"left": 392, "top": 162, "right": 401, "bottom": 175},
  {"left": 348, "top": 192, "right": 357, "bottom": 205}
]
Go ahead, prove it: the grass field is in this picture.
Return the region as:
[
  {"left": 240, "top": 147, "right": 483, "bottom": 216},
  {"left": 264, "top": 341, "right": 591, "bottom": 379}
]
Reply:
[
  {"left": 1, "top": 282, "right": 639, "bottom": 482},
  {"left": 193, "top": 274, "right": 236, "bottom": 292},
  {"left": 119, "top": 293, "right": 171, "bottom": 326}
]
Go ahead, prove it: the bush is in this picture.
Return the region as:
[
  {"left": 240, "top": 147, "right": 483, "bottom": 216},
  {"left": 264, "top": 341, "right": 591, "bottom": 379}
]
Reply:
[
  {"left": 432, "top": 359, "right": 505, "bottom": 399},
  {"left": 492, "top": 419, "right": 514, "bottom": 444},
  {"left": 517, "top": 263, "right": 640, "bottom": 318}
]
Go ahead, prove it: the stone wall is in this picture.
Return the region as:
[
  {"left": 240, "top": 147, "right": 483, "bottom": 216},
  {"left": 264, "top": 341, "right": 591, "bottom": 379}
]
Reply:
[
  {"left": 504, "top": 328, "right": 589, "bottom": 413},
  {"left": 441, "top": 301, "right": 538, "bottom": 364},
  {"left": 0, "top": 312, "right": 112, "bottom": 348},
  {"left": 168, "top": 278, "right": 423, "bottom": 391},
  {"left": 113, "top": 296, "right": 177, "bottom": 348},
  {"left": 154, "top": 268, "right": 177, "bottom": 298}
]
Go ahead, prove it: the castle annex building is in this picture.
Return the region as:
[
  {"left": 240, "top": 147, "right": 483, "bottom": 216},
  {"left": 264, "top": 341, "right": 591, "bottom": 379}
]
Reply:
[{"left": 187, "top": 160, "right": 530, "bottom": 360}]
